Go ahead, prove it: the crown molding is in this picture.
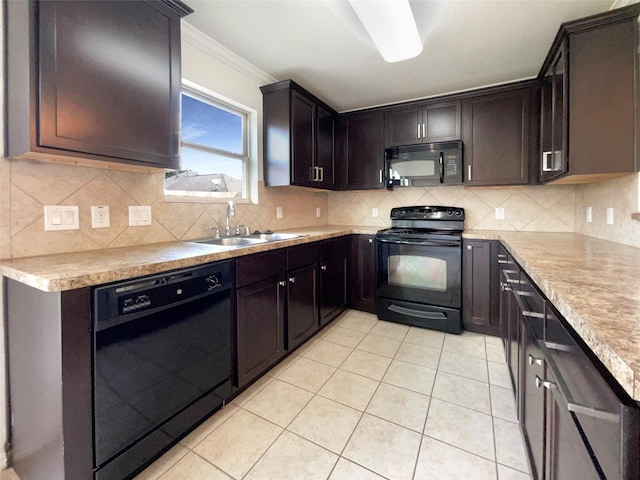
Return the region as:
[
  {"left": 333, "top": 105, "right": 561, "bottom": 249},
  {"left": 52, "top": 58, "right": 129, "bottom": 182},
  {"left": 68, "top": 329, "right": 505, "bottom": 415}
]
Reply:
[{"left": 181, "top": 21, "right": 277, "bottom": 86}]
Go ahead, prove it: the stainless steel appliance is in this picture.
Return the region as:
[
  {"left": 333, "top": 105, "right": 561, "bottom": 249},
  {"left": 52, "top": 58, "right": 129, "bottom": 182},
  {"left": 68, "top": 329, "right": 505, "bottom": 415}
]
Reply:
[
  {"left": 385, "top": 141, "right": 463, "bottom": 188},
  {"left": 376, "top": 206, "right": 464, "bottom": 333},
  {"left": 92, "top": 262, "right": 233, "bottom": 480}
]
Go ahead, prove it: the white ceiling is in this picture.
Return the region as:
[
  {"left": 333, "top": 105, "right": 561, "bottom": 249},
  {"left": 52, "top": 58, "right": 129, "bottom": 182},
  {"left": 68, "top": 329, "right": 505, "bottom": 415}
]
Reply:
[{"left": 184, "top": 0, "right": 615, "bottom": 112}]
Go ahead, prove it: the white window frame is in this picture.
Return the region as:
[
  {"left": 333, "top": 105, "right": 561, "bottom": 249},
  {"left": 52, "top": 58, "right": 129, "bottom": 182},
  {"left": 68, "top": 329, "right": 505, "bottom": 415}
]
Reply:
[{"left": 164, "top": 83, "right": 252, "bottom": 203}]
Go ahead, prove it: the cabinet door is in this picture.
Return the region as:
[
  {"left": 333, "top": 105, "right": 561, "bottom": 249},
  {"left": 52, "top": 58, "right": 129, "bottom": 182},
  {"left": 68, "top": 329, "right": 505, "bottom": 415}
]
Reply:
[
  {"left": 569, "top": 18, "right": 636, "bottom": 176},
  {"left": 292, "top": 91, "right": 316, "bottom": 187},
  {"left": 384, "top": 106, "right": 422, "bottom": 147},
  {"left": 462, "top": 240, "right": 500, "bottom": 336},
  {"left": 320, "top": 238, "right": 349, "bottom": 325},
  {"left": 423, "top": 101, "right": 461, "bottom": 142},
  {"left": 520, "top": 320, "right": 545, "bottom": 480},
  {"left": 343, "top": 111, "right": 385, "bottom": 189},
  {"left": 236, "top": 277, "right": 286, "bottom": 387},
  {"left": 316, "top": 105, "right": 335, "bottom": 189},
  {"left": 463, "top": 87, "right": 532, "bottom": 186},
  {"left": 545, "top": 368, "right": 601, "bottom": 480},
  {"left": 287, "top": 264, "right": 319, "bottom": 350},
  {"left": 349, "top": 235, "right": 376, "bottom": 313},
  {"left": 37, "top": 1, "right": 182, "bottom": 168}
]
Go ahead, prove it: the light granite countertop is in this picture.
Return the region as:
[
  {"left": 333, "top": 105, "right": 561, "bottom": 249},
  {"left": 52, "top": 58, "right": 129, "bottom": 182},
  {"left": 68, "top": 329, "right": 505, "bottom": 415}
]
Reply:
[
  {"left": 2, "top": 226, "right": 640, "bottom": 401},
  {"left": 0, "top": 226, "right": 379, "bottom": 292}
]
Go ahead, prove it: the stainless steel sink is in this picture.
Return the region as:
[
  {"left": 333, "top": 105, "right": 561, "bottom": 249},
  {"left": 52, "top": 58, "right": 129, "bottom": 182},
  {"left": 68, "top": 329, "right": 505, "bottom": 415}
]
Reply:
[
  {"left": 246, "top": 233, "right": 306, "bottom": 242},
  {"left": 194, "top": 237, "right": 267, "bottom": 247}
]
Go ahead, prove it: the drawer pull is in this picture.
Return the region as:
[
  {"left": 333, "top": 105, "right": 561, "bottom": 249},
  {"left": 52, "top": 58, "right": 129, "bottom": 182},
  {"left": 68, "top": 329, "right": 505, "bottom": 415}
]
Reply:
[
  {"left": 278, "top": 280, "right": 286, "bottom": 287},
  {"left": 289, "top": 277, "right": 296, "bottom": 284},
  {"left": 535, "top": 376, "right": 555, "bottom": 390},
  {"left": 497, "top": 259, "right": 508, "bottom": 264},
  {"left": 528, "top": 354, "right": 543, "bottom": 366},
  {"left": 320, "top": 265, "right": 327, "bottom": 271},
  {"left": 567, "top": 402, "right": 620, "bottom": 422},
  {"left": 523, "top": 311, "right": 545, "bottom": 319}
]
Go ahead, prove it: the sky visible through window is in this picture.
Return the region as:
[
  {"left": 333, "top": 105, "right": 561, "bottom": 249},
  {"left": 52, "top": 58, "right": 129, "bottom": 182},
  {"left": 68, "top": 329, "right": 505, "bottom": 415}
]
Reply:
[{"left": 181, "top": 94, "right": 244, "bottom": 178}]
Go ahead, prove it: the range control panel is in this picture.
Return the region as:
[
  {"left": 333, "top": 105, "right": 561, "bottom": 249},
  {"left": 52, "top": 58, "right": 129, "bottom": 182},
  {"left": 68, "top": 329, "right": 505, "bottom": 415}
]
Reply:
[{"left": 390, "top": 206, "right": 464, "bottom": 221}]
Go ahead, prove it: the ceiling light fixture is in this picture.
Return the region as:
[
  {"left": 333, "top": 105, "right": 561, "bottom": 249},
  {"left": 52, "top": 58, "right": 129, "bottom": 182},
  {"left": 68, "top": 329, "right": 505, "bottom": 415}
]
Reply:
[{"left": 348, "top": 0, "right": 423, "bottom": 63}]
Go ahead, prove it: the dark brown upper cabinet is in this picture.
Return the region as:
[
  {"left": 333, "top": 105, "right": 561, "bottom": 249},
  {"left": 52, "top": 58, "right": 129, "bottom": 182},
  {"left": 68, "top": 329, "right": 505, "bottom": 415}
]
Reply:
[
  {"left": 338, "top": 110, "right": 386, "bottom": 190},
  {"left": 462, "top": 82, "right": 540, "bottom": 186},
  {"left": 6, "top": 0, "right": 191, "bottom": 170},
  {"left": 261, "top": 80, "right": 337, "bottom": 189},
  {"left": 384, "top": 101, "right": 461, "bottom": 147},
  {"left": 538, "top": 4, "right": 640, "bottom": 184}
]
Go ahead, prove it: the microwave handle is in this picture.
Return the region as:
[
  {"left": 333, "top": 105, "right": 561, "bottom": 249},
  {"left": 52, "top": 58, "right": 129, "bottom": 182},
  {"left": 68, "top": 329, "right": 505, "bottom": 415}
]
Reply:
[{"left": 439, "top": 152, "right": 444, "bottom": 183}]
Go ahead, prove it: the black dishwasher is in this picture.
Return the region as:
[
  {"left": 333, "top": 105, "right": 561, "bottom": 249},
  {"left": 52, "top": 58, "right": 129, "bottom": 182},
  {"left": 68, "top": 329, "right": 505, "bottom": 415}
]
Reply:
[{"left": 92, "top": 261, "right": 233, "bottom": 480}]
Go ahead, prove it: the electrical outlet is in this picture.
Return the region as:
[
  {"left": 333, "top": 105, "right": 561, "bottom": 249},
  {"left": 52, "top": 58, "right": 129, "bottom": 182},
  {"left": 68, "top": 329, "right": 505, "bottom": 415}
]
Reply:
[
  {"left": 316, "top": 207, "right": 321, "bottom": 218},
  {"left": 586, "top": 207, "right": 592, "bottom": 223},
  {"left": 276, "top": 206, "right": 283, "bottom": 219},
  {"left": 372, "top": 207, "right": 379, "bottom": 218},
  {"left": 91, "top": 206, "right": 110, "bottom": 228},
  {"left": 495, "top": 207, "right": 505, "bottom": 220},
  {"left": 606, "top": 207, "right": 614, "bottom": 225},
  {"left": 129, "top": 206, "right": 152, "bottom": 226},
  {"left": 44, "top": 206, "right": 79, "bottom": 231}
]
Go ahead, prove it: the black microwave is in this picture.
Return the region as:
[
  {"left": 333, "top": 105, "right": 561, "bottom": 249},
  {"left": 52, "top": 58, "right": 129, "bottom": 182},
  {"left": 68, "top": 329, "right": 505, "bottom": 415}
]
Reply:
[{"left": 385, "top": 141, "right": 463, "bottom": 188}]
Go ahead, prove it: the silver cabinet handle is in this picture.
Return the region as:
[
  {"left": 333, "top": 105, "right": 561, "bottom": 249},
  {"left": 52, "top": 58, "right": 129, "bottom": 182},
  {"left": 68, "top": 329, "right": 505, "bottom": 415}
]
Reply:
[
  {"left": 278, "top": 280, "right": 286, "bottom": 287},
  {"left": 318, "top": 166, "right": 324, "bottom": 182},
  {"left": 497, "top": 259, "right": 508, "bottom": 264},
  {"left": 528, "top": 354, "right": 543, "bottom": 366},
  {"left": 422, "top": 123, "right": 426, "bottom": 140},
  {"left": 523, "top": 311, "right": 545, "bottom": 319},
  {"left": 289, "top": 277, "right": 296, "bottom": 284},
  {"left": 368, "top": 238, "right": 373, "bottom": 243},
  {"left": 379, "top": 169, "right": 383, "bottom": 184},
  {"left": 467, "top": 165, "right": 472, "bottom": 181},
  {"left": 417, "top": 124, "right": 421, "bottom": 139},
  {"left": 535, "top": 376, "right": 555, "bottom": 390},
  {"left": 497, "top": 254, "right": 507, "bottom": 259},
  {"left": 500, "top": 282, "right": 512, "bottom": 292},
  {"left": 320, "top": 265, "right": 327, "bottom": 271},
  {"left": 467, "top": 245, "right": 472, "bottom": 250},
  {"left": 310, "top": 166, "right": 315, "bottom": 182}
]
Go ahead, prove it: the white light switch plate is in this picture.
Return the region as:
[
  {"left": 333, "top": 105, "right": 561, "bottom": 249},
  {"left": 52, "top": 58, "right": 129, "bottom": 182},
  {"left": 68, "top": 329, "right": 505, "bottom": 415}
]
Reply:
[
  {"left": 129, "top": 206, "right": 152, "bottom": 226},
  {"left": 276, "top": 207, "right": 283, "bottom": 219},
  {"left": 44, "top": 206, "right": 79, "bottom": 231},
  {"left": 586, "top": 207, "right": 592, "bottom": 223},
  {"left": 372, "top": 207, "right": 379, "bottom": 218},
  {"left": 495, "top": 207, "right": 505, "bottom": 220},
  {"left": 316, "top": 207, "right": 321, "bottom": 218}
]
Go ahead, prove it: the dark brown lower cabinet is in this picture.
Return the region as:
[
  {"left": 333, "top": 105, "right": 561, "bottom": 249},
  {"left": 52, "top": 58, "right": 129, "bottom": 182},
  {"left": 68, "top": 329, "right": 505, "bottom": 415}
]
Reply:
[
  {"left": 235, "top": 275, "right": 286, "bottom": 388},
  {"left": 286, "top": 243, "right": 320, "bottom": 350},
  {"left": 462, "top": 239, "right": 500, "bottom": 335},
  {"left": 519, "top": 315, "right": 546, "bottom": 480},
  {"left": 349, "top": 234, "right": 376, "bottom": 313},
  {"left": 6, "top": 281, "right": 93, "bottom": 480},
  {"left": 498, "top": 242, "right": 640, "bottom": 480},
  {"left": 320, "top": 237, "right": 349, "bottom": 326},
  {"left": 236, "top": 250, "right": 287, "bottom": 388}
]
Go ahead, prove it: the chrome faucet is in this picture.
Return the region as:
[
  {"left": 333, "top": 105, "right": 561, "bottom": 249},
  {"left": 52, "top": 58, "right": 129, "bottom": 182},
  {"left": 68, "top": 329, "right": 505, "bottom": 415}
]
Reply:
[{"left": 225, "top": 200, "right": 236, "bottom": 236}]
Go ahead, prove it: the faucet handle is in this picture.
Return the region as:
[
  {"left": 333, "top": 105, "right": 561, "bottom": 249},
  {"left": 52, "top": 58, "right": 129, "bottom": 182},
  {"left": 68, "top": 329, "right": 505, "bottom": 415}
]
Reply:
[
  {"left": 244, "top": 225, "right": 251, "bottom": 236},
  {"left": 235, "top": 224, "right": 244, "bottom": 236},
  {"left": 209, "top": 226, "right": 220, "bottom": 239}
]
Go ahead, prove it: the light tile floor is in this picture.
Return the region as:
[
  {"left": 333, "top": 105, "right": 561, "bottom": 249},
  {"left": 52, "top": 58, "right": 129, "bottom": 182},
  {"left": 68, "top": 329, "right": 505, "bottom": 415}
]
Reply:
[
  {"left": 130, "top": 309, "right": 531, "bottom": 480},
  {"left": 2, "top": 310, "right": 531, "bottom": 480}
]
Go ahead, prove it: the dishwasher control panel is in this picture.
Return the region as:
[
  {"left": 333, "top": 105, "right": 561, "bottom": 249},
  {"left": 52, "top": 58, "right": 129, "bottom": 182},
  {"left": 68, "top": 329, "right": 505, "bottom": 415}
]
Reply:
[{"left": 94, "top": 261, "right": 234, "bottom": 330}]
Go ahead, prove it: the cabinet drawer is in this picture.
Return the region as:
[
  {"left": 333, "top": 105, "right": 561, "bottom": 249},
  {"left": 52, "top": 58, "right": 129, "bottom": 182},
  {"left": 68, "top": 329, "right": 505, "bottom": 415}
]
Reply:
[
  {"left": 321, "top": 236, "right": 351, "bottom": 260},
  {"left": 236, "top": 249, "right": 286, "bottom": 288},
  {"left": 543, "top": 305, "right": 639, "bottom": 480},
  {"left": 287, "top": 242, "right": 319, "bottom": 271}
]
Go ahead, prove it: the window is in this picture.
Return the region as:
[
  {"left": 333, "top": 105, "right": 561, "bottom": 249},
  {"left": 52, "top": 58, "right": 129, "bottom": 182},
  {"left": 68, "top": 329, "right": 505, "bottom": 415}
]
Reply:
[{"left": 165, "top": 88, "right": 249, "bottom": 200}]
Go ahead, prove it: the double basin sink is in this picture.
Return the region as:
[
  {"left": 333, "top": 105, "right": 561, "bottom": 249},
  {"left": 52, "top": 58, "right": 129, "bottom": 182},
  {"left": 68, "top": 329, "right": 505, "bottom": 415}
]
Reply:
[{"left": 190, "top": 232, "right": 306, "bottom": 248}]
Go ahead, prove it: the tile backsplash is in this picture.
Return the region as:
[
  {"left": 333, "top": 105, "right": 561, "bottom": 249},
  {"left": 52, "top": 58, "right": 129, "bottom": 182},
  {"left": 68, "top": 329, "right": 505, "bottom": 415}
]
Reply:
[
  {"left": 575, "top": 173, "right": 640, "bottom": 249},
  {"left": 4, "top": 156, "right": 640, "bottom": 260},
  {"left": 328, "top": 184, "right": 576, "bottom": 232},
  {"left": 0, "top": 157, "right": 328, "bottom": 259}
]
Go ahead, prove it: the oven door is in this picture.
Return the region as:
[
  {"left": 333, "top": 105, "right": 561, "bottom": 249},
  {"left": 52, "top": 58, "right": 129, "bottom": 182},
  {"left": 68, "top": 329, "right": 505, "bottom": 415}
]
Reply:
[{"left": 376, "top": 237, "right": 462, "bottom": 309}]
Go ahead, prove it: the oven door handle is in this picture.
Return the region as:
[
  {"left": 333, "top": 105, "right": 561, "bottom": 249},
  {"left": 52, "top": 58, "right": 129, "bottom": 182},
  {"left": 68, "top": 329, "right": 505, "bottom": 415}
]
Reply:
[
  {"left": 439, "top": 152, "right": 444, "bottom": 184},
  {"left": 376, "top": 237, "right": 460, "bottom": 247},
  {"left": 388, "top": 304, "right": 447, "bottom": 320}
]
